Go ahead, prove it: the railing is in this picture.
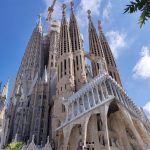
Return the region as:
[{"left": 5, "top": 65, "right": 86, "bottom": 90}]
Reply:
[{"left": 60, "top": 73, "right": 143, "bottom": 128}]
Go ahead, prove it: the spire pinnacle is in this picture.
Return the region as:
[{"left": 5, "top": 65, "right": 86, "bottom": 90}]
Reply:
[
  {"left": 70, "top": 1, "right": 74, "bottom": 12},
  {"left": 38, "top": 14, "right": 42, "bottom": 25},
  {"left": 87, "top": 10, "right": 92, "bottom": 20},
  {"left": 62, "top": 4, "right": 67, "bottom": 16}
]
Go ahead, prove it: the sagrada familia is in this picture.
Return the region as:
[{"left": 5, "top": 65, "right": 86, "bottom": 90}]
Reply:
[{"left": 1, "top": 1, "right": 150, "bottom": 150}]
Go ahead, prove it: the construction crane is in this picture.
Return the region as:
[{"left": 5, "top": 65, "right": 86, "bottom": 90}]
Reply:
[{"left": 46, "top": 0, "right": 57, "bottom": 22}]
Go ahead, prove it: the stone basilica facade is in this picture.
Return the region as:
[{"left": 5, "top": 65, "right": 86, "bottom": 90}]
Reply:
[{"left": 1, "top": 2, "right": 150, "bottom": 150}]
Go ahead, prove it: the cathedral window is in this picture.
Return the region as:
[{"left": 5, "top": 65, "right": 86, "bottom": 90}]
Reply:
[
  {"left": 68, "top": 58, "right": 71, "bottom": 74},
  {"left": 61, "top": 62, "right": 63, "bottom": 78},
  {"left": 113, "top": 72, "right": 117, "bottom": 81},
  {"left": 51, "top": 55, "right": 53, "bottom": 59},
  {"left": 76, "top": 56, "right": 79, "bottom": 70},
  {"left": 64, "top": 59, "right": 67, "bottom": 75},
  {"left": 62, "top": 104, "right": 65, "bottom": 112},
  {"left": 80, "top": 55, "right": 82, "bottom": 69},
  {"left": 43, "top": 95, "right": 46, "bottom": 99},
  {"left": 51, "top": 62, "right": 53, "bottom": 67},
  {"left": 73, "top": 59, "right": 76, "bottom": 75},
  {"left": 58, "top": 65, "right": 59, "bottom": 81}
]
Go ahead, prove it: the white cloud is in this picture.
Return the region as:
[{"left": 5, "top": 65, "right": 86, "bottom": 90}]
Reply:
[
  {"left": 133, "top": 46, "right": 150, "bottom": 79},
  {"left": 143, "top": 102, "right": 150, "bottom": 119},
  {"left": 79, "top": 0, "right": 101, "bottom": 16},
  {"left": 106, "top": 31, "right": 126, "bottom": 59},
  {"left": 103, "top": 0, "right": 112, "bottom": 22},
  {"left": 143, "top": 102, "right": 150, "bottom": 113},
  {"left": 76, "top": 0, "right": 101, "bottom": 28}
]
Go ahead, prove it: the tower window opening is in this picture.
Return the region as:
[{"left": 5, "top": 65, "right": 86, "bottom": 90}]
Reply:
[
  {"left": 80, "top": 55, "right": 82, "bottom": 69},
  {"left": 61, "top": 62, "right": 63, "bottom": 78},
  {"left": 76, "top": 56, "right": 79, "bottom": 70},
  {"left": 51, "top": 62, "right": 53, "bottom": 67},
  {"left": 64, "top": 59, "right": 67, "bottom": 75},
  {"left": 68, "top": 58, "right": 71, "bottom": 74},
  {"left": 58, "top": 65, "right": 59, "bottom": 81},
  {"left": 73, "top": 59, "right": 76, "bottom": 75}
]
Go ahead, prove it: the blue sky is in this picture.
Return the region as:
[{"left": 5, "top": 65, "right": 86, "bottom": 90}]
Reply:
[{"left": 0, "top": 0, "right": 150, "bottom": 117}]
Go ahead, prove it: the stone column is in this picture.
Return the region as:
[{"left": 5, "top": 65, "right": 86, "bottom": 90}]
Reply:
[
  {"left": 77, "top": 98, "right": 80, "bottom": 115},
  {"left": 96, "top": 86, "right": 101, "bottom": 103},
  {"left": 112, "top": 85, "right": 119, "bottom": 100},
  {"left": 100, "top": 104, "right": 110, "bottom": 150},
  {"left": 100, "top": 85, "right": 105, "bottom": 101},
  {"left": 104, "top": 81, "right": 109, "bottom": 98},
  {"left": 86, "top": 92, "right": 91, "bottom": 109},
  {"left": 91, "top": 88, "right": 96, "bottom": 106},
  {"left": 108, "top": 81, "right": 114, "bottom": 95},
  {"left": 81, "top": 95, "right": 86, "bottom": 112}
]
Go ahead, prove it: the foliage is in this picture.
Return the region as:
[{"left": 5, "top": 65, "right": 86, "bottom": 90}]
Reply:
[
  {"left": 124, "top": 0, "right": 150, "bottom": 27},
  {"left": 7, "top": 142, "right": 23, "bottom": 150}
]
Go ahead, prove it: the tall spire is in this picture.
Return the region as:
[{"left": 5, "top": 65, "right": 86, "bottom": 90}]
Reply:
[
  {"left": 87, "top": 10, "right": 106, "bottom": 77},
  {"left": 98, "top": 20, "right": 122, "bottom": 86},
  {"left": 69, "top": 1, "right": 87, "bottom": 90},
  {"left": 57, "top": 4, "right": 75, "bottom": 97},
  {"left": 36, "top": 14, "right": 42, "bottom": 33}
]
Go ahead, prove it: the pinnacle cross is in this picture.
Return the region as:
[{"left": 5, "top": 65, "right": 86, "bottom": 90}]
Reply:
[
  {"left": 62, "top": 4, "right": 67, "bottom": 16},
  {"left": 38, "top": 14, "right": 42, "bottom": 25},
  {"left": 70, "top": 1, "right": 74, "bottom": 11},
  {"left": 87, "top": 10, "right": 91, "bottom": 20}
]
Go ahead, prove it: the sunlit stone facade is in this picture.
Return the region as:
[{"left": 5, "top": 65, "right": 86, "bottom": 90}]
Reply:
[{"left": 1, "top": 2, "right": 150, "bottom": 150}]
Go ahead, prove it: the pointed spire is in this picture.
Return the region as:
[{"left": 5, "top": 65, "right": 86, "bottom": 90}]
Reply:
[
  {"left": 69, "top": 1, "right": 82, "bottom": 52},
  {"left": 70, "top": 1, "right": 74, "bottom": 12},
  {"left": 1, "top": 80, "right": 9, "bottom": 99},
  {"left": 97, "top": 19, "right": 122, "bottom": 86},
  {"left": 36, "top": 14, "right": 42, "bottom": 33},
  {"left": 38, "top": 14, "right": 42, "bottom": 25},
  {"left": 87, "top": 10, "right": 104, "bottom": 57},
  {"left": 62, "top": 4, "right": 67, "bottom": 24},
  {"left": 98, "top": 20, "right": 107, "bottom": 42}
]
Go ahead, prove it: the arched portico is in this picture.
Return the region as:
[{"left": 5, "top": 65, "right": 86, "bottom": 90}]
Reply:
[{"left": 107, "top": 101, "right": 145, "bottom": 150}]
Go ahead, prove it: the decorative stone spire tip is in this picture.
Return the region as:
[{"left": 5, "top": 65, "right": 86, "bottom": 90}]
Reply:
[
  {"left": 62, "top": 4, "right": 67, "bottom": 16},
  {"left": 87, "top": 10, "right": 91, "bottom": 19},
  {"left": 70, "top": 1, "right": 74, "bottom": 11}
]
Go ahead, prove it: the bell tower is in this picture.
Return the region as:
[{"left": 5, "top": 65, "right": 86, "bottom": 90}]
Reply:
[
  {"left": 69, "top": 1, "right": 87, "bottom": 91},
  {"left": 56, "top": 4, "right": 75, "bottom": 97},
  {"left": 87, "top": 10, "right": 107, "bottom": 77},
  {"left": 98, "top": 20, "right": 122, "bottom": 86}
]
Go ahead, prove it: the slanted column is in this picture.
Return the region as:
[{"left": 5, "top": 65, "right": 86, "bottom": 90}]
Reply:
[
  {"left": 77, "top": 98, "right": 80, "bottom": 115},
  {"left": 120, "top": 93, "right": 128, "bottom": 109},
  {"left": 100, "top": 85, "right": 105, "bottom": 101},
  {"left": 104, "top": 81, "right": 109, "bottom": 98},
  {"left": 71, "top": 103, "right": 74, "bottom": 119},
  {"left": 112, "top": 84, "right": 119, "bottom": 100},
  {"left": 96, "top": 86, "right": 101, "bottom": 103},
  {"left": 65, "top": 105, "right": 69, "bottom": 123},
  {"left": 108, "top": 81, "right": 114, "bottom": 95},
  {"left": 81, "top": 95, "right": 86, "bottom": 112},
  {"left": 86, "top": 92, "right": 91, "bottom": 108},
  {"left": 91, "top": 88, "right": 96, "bottom": 106},
  {"left": 117, "top": 90, "right": 124, "bottom": 104}
]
